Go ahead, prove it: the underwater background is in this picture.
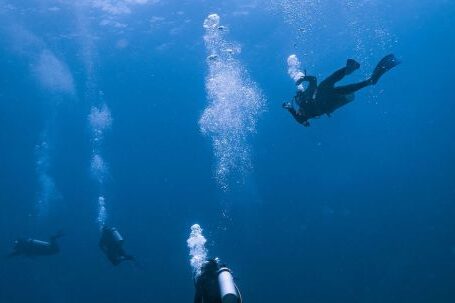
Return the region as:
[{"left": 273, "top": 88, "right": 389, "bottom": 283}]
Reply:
[{"left": 0, "top": 0, "right": 454, "bottom": 302}]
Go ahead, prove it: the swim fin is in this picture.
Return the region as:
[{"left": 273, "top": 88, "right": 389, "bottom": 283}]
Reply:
[
  {"left": 370, "top": 54, "right": 400, "bottom": 84},
  {"left": 346, "top": 59, "right": 360, "bottom": 75}
]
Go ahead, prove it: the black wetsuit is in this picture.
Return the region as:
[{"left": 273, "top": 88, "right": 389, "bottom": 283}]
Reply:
[
  {"left": 194, "top": 259, "right": 241, "bottom": 303},
  {"left": 8, "top": 234, "right": 62, "bottom": 257},
  {"left": 194, "top": 267, "right": 222, "bottom": 303},
  {"left": 285, "top": 54, "right": 400, "bottom": 127},
  {"left": 99, "top": 227, "right": 134, "bottom": 266},
  {"left": 290, "top": 66, "right": 371, "bottom": 126}
]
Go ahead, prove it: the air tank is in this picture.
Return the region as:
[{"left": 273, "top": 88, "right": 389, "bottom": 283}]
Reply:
[
  {"left": 30, "top": 239, "right": 51, "bottom": 248},
  {"left": 217, "top": 267, "right": 238, "bottom": 303},
  {"left": 110, "top": 228, "right": 124, "bottom": 244}
]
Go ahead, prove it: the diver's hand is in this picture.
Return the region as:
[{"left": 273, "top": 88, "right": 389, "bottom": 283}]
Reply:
[
  {"left": 295, "top": 76, "right": 305, "bottom": 86},
  {"left": 282, "top": 102, "right": 292, "bottom": 110}
]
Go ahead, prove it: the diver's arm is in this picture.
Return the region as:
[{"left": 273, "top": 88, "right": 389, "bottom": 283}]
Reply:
[
  {"left": 287, "top": 107, "right": 300, "bottom": 122},
  {"left": 287, "top": 107, "right": 307, "bottom": 125},
  {"left": 295, "top": 75, "right": 317, "bottom": 87},
  {"left": 291, "top": 109, "right": 310, "bottom": 127},
  {"left": 300, "top": 77, "right": 318, "bottom": 100},
  {"left": 193, "top": 278, "right": 204, "bottom": 303},
  {"left": 193, "top": 288, "right": 203, "bottom": 303},
  {"left": 99, "top": 241, "right": 108, "bottom": 253}
]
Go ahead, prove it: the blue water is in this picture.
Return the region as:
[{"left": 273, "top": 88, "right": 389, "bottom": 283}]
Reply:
[{"left": 1, "top": 1, "right": 454, "bottom": 302}]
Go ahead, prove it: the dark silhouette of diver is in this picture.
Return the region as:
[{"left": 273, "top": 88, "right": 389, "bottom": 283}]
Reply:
[
  {"left": 99, "top": 226, "right": 134, "bottom": 266},
  {"left": 7, "top": 231, "right": 64, "bottom": 258},
  {"left": 194, "top": 258, "right": 242, "bottom": 303},
  {"left": 282, "top": 54, "right": 400, "bottom": 126}
]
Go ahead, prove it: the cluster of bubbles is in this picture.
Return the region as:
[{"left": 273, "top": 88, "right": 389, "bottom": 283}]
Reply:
[
  {"left": 89, "top": 103, "right": 112, "bottom": 181},
  {"left": 0, "top": 21, "right": 76, "bottom": 219},
  {"left": 287, "top": 54, "right": 305, "bottom": 90},
  {"left": 88, "top": 101, "right": 112, "bottom": 228},
  {"left": 33, "top": 49, "right": 75, "bottom": 95},
  {"left": 341, "top": 0, "right": 397, "bottom": 69},
  {"left": 89, "top": 103, "right": 113, "bottom": 145},
  {"left": 199, "top": 14, "right": 265, "bottom": 190},
  {"left": 91, "top": 0, "right": 154, "bottom": 16},
  {"left": 33, "top": 49, "right": 70, "bottom": 218},
  {"left": 187, "top": 224, "right": 208, "bottom": 277},
  {"left": 270, "top": 0, "right": 395, "bottom": 67},
  {"left": 97, "top": 196, "right": 107, "bottom": 228},
  {"left": 90, "top": 153, "right": 108, "bottom": 182},
  {"left": 73, "top": 5, "right": 113, "bottom": 230},
  {"left": 269, "top": 0, "right": 322, "bottom": 36}
]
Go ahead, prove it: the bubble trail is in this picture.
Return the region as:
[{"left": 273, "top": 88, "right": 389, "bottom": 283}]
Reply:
[
  {"left": 269, "top": 0, "right": 322, "bottom": 35},
  {"left": 270, "top": 1, "right": 396, "bottom": 64},
  {"left": 1, "top": 23, "right": 74, "bottom": 219},
  {"left": 35, "top": 140, "right": 59, "bottom": 219},
  {"left": 88, "top": 101, "right": 112, "bottom": 229},
  {"left": 199, "top": 13, "right": 265, "bottom": 190},
  {"left": 34, "top": 49, "right": 75, "bottom": 95},
  {"left": 97, "top": 196, "right": 107, "bottom": 228},
  {"left": 287, "top": 54, "right": 305, "bottom": 90},
  {"left": 89, "top": 103, "right": 112, "bottom": 145},
  {"left": 187, "top": 224, "right": 208, "bottom": 277}
]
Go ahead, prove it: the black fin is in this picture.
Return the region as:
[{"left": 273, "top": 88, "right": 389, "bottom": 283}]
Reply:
[
  {"left": 371, "top": 54, "right": 400, "bottom": 84},
  {"left": 346, "top": 59, "right": 360, "bottom": 74}
]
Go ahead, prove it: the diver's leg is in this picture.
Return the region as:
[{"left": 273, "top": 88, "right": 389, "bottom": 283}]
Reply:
[
  {"left": 324, "top": 94, "right": 356, "bottom": 114},
  {"left": 319, "top": 67, "right": 348, "bottom": 88},
  {"left": 333, "top": 79, "right": 371, "bottom": 95},
  {"left": 319, "top": 59, "right": 360, "bottom": 88},
  {"left": 118, "top": 246, "right": 134, "bottom": 261}
]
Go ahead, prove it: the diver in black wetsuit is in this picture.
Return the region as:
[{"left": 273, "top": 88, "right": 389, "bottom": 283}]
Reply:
[
  {"left": 99, "top": 226, "right": 134, "bottom": 266},
  {"left": 282, "top": 54, "right": 400, "bottom": 127},
  {"left": 194, "top": 258, "right": 242, "bottom": 303},
  {"left": 7, "top": 232, "right": 63, "bottom": 258}
]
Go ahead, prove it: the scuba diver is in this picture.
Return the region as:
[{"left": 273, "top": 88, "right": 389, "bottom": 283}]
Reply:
[
  {"left": 194, "top": 258, "right": 242, "bottom": 303},
  {"left": 282, "top": 53, "right": 400, "bottom": 127},
  {"left": 7, "top": 231, "right": 64, "bottom": 258},
  {"left": 99, "top": 226, "right": 134, "bottom": 266}
]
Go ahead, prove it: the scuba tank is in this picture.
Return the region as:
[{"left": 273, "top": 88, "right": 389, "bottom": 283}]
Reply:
[
  {"left": 110, "top": 228, "right": 124, "bottom": 244},
  {"left": 29, "top": 239, "right": 51, "bottom": 249},
  {"left": 217, "top": 267, "right": 240, "bottom": 303}
]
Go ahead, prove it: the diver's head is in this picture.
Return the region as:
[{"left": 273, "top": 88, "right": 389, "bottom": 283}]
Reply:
[
  {"left": 13, "top": 239, "right": 26, "bottom": 250},
  {"left": 201, "top": 258, "right": 221, "bottom": 274},
  {"left": 101, "top": 226, "right": 110, "bottom": 233}
]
